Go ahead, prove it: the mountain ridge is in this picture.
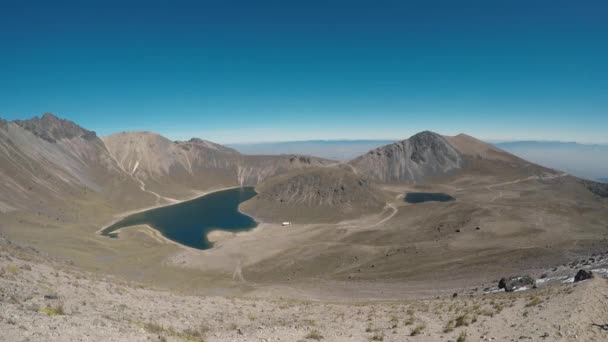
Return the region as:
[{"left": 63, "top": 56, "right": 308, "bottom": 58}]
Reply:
[
  {"left": 14, "top": 113, "right": 98, "bottom": 143},
  {"left": 0, "top": 113, "right": 599, "bottom": 215}
]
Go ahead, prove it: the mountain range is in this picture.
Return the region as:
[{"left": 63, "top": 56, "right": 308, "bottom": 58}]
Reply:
[
  {"left": 2, "top": 114, "right": 606, "bottom": 221},
  {"left": 230, "top": 139, "right": 608, "bottom": 183},
  {"left": 1, "top": 113, "right": 607, "bottom": 301}
]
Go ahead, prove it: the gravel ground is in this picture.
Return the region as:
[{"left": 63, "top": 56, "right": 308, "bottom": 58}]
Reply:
[{"left": 2, "top": 235, "right": 608, "bottom": 342}]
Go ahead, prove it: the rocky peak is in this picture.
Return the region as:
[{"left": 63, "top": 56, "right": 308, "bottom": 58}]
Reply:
[
  {"left": 13, "top": 113, "right": 97, "bottom": 143},
  {"left": 349, "top": 130, "right": 463, "bottom": 183},
  {"left": 408, "top": 131, "right": 459, "bottom": 164},
  {"left": 176, "top": 137, "right": 239, "bottom": 154}
]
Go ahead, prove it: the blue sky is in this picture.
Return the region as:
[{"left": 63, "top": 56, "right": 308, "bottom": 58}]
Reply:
[{"left": 1, "top": 1, "right": 606, "bottom": 143}]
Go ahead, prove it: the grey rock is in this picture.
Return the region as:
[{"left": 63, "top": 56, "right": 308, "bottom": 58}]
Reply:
[
  {"left": 13, "top": 113, "right": 97, "bottom": 143},
  {"left": 574, "top": 269, "right": 593, "bottom": 282},
  {"left": 498, "top": 275, "right": 535, "bottom": 292}
]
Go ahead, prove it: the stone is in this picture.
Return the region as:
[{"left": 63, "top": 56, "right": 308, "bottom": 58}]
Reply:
[
  {"left": 498, "top": 275, "right": 535, "bottom": 292},
  {"left": 574, "top": 269, "right": 593, "bottom": 282}
]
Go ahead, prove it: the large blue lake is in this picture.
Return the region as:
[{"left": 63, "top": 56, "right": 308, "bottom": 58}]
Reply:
[{"left": 101, "top": 187, "right": 257, "bottom": 250}]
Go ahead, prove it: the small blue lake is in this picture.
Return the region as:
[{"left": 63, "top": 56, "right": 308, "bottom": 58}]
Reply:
[
  {"left": 404, "top": 192, "right": 455, "bottom": 203},
  {"left": 101, "top": 187, "right": 257, "bottom": 250}
]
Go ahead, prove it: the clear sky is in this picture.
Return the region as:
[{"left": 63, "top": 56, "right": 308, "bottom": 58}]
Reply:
[{"left": 1, "top": 1, "right": 606, "bottom": 143}]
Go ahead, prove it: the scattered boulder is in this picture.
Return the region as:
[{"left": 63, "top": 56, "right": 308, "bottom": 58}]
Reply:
[
  {"left": 498, "top": 275, "right": 535, "bottom": 292},
  {"left": 592, "top": 323, "right": 608, "bottom": 331},
  {"left": 574, "top": 269, "right": 593, "bottom": 282}
]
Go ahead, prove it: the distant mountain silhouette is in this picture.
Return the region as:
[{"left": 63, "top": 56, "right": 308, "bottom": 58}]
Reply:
[
  {"left": 495, "top": 141, "right": 608, "bottom": 181},
  {"left": 229, "top": 140, "right": 394, "bottom": 161}
]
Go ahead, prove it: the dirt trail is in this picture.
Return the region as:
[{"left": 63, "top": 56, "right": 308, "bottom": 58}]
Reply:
[
  {"left": 484, "top": 173, "right": 567, "bottom": 203},
  {"left": 133, "top": 174, "right": 179, "bottom": 205},
  {"left": 371, "top": 202, "right": 398, "bottom": 228},
  {"left": 486, "top": 172, "right": 567, "bottom": 190},
  {"left": 232, "top": 258, "right": 245, "bottom": 282},
  {"left": 106, "top": 152, "right": 179, "bottom": 205}
]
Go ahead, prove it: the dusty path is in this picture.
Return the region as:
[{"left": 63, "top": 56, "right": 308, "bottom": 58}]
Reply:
[
  {"left": 483, "top": 172, "right": 567, "bottom": 203},
  {"left": 326, "top": 161, "right": 360, "bottom": 175},
  {"left": 489, "top": 189, "right": 503, "bottom": 202},
  {"left": 133, "top": 175, "right": 179, "bottom": 205},
  {"left": 232, "top": 258, "right": 246, "bottom": 282},
  {"left": 486, "top": 172, "right": 567, "bottom": 190},
  {"left": 106, "top": 154, "right": 179, "bottom": 205},
  {"left": 371, "top": 202, "right": 398, "bottom": 228}
]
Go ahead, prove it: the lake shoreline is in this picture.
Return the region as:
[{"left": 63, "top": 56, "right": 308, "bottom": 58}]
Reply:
[
  {"left": 98, "top": 186, "right": 259, "bottom": 250},
  {"left": 95, "top": 185, "right": 247, "bottom": 235}
]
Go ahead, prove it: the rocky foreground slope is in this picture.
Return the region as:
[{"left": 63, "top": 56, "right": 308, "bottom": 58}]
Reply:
[{"left": 2, "top": 234, "right": 607, "bottom": 342}]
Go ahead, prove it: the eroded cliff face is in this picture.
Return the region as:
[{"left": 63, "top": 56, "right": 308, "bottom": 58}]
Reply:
[
  {"left": 235, "top": 155, "right": 332, "bottom": 186},
  {"left": 102, "top": 131, "right": 241, "bottom": 180},
  {"left": 241, "top": 167, "right": 386, "bottom": 223},
  {"left": 349, "top": 131, "right": 463, "bottom": 183},
  {"left": 102, "top": 131, "right": 334, "bottom": 198}
]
